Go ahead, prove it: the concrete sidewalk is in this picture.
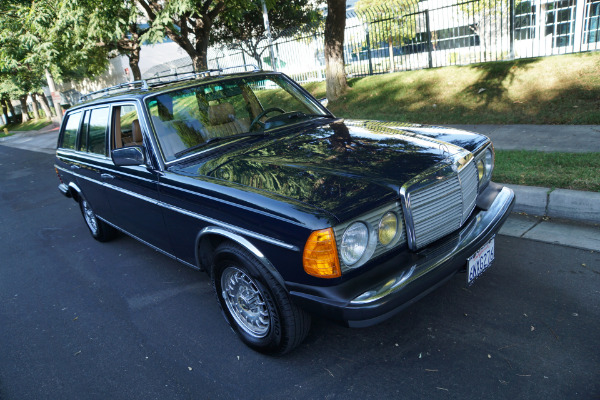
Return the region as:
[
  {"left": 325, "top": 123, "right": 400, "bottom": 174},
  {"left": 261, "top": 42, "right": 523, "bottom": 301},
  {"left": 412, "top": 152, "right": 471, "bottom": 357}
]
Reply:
[
  {"left": 0, "top": 121, "right": 60, "bottom": 154},
  {"left": 2, "top": 122, "right": 600, "bottom": 228},
  {"left": 448, "top": 124, "right": 600, "bottom": 153}
]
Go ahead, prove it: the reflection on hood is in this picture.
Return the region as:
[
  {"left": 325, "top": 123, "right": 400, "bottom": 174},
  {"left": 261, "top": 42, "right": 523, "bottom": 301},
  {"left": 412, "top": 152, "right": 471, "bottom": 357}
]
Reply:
[{"left": 172, "top": 119, "right": 487, "bottom": 221}]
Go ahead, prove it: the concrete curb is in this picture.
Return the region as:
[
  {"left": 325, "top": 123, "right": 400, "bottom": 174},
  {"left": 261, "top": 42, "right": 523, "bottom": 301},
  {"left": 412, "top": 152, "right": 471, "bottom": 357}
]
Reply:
[{"left": 502, "top": 183, "right": 600, "bottom": 224}]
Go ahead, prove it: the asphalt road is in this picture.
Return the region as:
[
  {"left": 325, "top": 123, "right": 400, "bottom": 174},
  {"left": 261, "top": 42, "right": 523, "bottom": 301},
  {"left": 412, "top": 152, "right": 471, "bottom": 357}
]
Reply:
[{"left": 1, "top": 146, "right": 599, "bottom": 400}]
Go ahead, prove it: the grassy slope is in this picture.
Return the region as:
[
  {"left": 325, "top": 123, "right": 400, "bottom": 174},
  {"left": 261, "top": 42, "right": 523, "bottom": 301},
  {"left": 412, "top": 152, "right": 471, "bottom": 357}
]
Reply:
[
  {"left": 304, "top": 52, "right": 600, "bottom": 125},
  {"left": 1, "top": 119, "right": 52, "bottom": 134}
]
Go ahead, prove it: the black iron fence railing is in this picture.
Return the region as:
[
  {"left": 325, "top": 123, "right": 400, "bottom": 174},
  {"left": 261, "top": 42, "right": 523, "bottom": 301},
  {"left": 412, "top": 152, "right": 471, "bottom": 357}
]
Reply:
[{"left": 150, "top": 0, "right": 600, "bottom": 83}]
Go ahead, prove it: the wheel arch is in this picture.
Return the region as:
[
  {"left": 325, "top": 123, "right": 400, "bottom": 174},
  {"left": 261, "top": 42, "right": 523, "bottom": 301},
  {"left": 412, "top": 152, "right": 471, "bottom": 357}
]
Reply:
[
  {"left": 195, "top": 226, "right": 287, "bottom": 289},
  {"left": 67, "top": 182, "right": 82, "bottom": 203}
]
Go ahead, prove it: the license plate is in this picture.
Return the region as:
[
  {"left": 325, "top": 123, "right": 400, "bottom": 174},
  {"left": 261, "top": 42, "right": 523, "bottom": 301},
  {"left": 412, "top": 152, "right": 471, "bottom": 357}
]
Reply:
[{"left": 467, "top": 237, "right": 495, "bottom": 285}]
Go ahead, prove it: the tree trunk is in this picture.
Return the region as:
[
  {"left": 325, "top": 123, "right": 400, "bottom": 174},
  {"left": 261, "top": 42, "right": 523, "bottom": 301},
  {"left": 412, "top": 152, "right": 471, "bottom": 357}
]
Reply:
[
  {"left": 325, "top": 0, "right": 349, "bottom": 102},
  {"left": 45, "top": 68, "right": 63, "bottom": 119},
  {"left": 129, "top": 47, "right": 142, "bottom": 81},
  {"left": 19, "top": 95, "right": 31, "bottom": 123},
  {"left": 37, "top": 93, "right": 53, "bottom": 119},
  {"left": 6, "top": 99, "right": 17, "bottom": 123},
  {"left": 29, "top": 93, "right": 40, "bottom": 119},
  {"left": 128, "top": 26, "right": 142, "bottom": 81},
  {"left": 192, "top": 26, "right": 211, "bottom": 71},
  {"left": 1, "top": 100, "right": 8, "bottom": 126}
]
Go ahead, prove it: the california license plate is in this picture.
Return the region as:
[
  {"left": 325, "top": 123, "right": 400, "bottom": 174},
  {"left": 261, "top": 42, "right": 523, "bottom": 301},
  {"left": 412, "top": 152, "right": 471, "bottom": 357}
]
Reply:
[{"left": 467, "top": 237, "right": 495, "bottom": 285}]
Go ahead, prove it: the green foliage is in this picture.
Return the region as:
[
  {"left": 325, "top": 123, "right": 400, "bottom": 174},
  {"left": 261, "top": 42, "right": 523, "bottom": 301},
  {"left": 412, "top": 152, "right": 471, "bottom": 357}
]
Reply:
[
  {"left": 138, "top": 0, "right": 278, "bottom": 70},
  {"left": 0, "top": 0, "right": 111, "bottom": 99},
  {"left": 61, "top": 0, "right": 147, "bottom": 79},
  {"left": 355, "top": 0, "right": 417, "bottom": 46},
  {"left": 210, "top": 0, "right": 321, "bottom": 67}
]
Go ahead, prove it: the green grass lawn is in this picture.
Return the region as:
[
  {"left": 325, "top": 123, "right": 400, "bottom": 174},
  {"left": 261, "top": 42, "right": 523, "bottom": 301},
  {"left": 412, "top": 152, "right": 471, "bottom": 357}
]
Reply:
[
  {"left": 1, "top": 119, "right": 52, "bottom": 134},
  {"left": 493, "top": 150, "right": 600, "bottom": 192},
  {"left": 304, "top": 52, "right": 600, "bottom": 125}
]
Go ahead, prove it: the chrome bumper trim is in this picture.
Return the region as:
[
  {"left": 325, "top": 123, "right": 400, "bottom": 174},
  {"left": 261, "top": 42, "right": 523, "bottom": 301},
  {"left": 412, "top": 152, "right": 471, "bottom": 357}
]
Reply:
[{"left": 351, "top": 186, "right": 514, "bottom": 305}]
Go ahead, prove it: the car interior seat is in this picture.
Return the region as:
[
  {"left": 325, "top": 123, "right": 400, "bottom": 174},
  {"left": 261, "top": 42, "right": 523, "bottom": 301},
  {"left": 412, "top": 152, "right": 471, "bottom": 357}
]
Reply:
[{"left": 205, "top": 103, "right": 249, "bottom": 139}]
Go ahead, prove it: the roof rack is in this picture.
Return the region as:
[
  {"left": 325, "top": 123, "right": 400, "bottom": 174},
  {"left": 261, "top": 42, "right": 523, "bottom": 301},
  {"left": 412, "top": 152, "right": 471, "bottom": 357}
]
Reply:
[
  {"left": 79, "top": 80, "right": 149, "bottom": 102},
  {"left": 217, "top": 64, "right": 260, "bottom": 74},
  {"left": 145, "top": 69, "right": 220, "bottom": 86},
  {"left": 78, "top": 64, "right": 262, "bottom": 103}
]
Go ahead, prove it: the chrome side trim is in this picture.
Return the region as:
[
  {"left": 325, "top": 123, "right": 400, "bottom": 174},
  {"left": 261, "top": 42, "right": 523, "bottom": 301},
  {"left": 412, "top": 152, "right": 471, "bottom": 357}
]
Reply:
[
  {"left": 159, "top": 182, "right": 304, "bottom": 227},
  {"left": 198, "top": 226, "right": 287, "bottom": 287},
  {"left": 56, "top": 155, "right": 156, "bottom": 184},
  {"left": 57, "top": 149, "right": 110, "bottom": 162},
  {"left": 351, "top": 186, "right": 514, "bottom": 305},
  {"left": 103, "top": 182, "right": 161, "bottom": 205},
  {"left": 56, "top": 165, "right": 297, "bottom": 251},
  {"left": 163, "top": 202, "right": 298, "bottom": 251}
]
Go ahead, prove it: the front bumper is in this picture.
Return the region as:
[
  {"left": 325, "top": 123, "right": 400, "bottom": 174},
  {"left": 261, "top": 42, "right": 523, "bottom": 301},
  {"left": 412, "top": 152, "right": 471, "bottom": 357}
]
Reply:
[
  {"left": 288, "top": 184, "right": 515, "bottom": 327},
  {"left": 58, "top": 183, "right": 71, "bottom": 198}
]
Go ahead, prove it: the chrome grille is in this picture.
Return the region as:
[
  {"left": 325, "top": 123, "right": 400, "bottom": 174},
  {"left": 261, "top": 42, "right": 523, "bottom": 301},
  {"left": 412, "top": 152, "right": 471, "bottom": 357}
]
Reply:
[
  {"left": 459, "top": 162, "right": 478, "bottom": 223},
  {"left": 407, "top": 162, "right": 478, "bottom": 249}
]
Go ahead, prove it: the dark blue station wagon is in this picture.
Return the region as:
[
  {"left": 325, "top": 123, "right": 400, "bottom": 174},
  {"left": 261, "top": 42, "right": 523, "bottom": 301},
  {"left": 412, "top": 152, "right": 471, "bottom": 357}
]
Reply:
[{"left": 54, "top": 69, "right": 515, "bottom": 354}]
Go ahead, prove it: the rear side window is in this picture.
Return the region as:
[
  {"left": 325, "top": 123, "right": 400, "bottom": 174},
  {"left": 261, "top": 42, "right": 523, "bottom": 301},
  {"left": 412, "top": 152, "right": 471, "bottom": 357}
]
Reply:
[
  {"left": 87, "top": 107, "right": 109, "bottom": 155},
  {"left": 60, "top": 112, "right": 82, "bottom": 150}
]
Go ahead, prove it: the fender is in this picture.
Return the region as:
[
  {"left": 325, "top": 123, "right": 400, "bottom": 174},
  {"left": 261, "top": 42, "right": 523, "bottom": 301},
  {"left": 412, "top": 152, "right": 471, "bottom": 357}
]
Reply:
[
  {"left": 196, "top": 226, "right": 287, "bottom": 289},
  {"left": 68, "top": 182, "right": 83, "bottom": 202}
]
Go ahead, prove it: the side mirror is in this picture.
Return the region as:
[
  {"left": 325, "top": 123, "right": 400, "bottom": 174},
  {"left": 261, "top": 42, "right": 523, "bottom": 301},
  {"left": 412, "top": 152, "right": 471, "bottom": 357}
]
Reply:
[
  {"left": 319, "top": 98, "right": 329, "bottom": 108},
  {"left": 112, "top": 146, "right": 145, "bottom": 166}
]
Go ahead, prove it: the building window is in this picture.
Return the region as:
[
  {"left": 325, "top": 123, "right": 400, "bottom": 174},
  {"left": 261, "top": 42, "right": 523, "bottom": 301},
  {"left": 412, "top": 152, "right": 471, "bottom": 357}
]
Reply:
[
  {"left": 584, "top": 0, "right": 600, "bottom": 44},
  {"left": 545, "top": 0, "right": 575, "bottom": 47},
  {"left": 515, "top": 2, "right": 537, "bottom": 40}
]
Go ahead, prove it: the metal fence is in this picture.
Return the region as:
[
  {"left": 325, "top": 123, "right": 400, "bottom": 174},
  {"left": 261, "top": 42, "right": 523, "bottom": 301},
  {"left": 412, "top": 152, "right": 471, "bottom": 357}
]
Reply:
[{"left": 150, "top": 0, "right": 600, "bottom": 82}]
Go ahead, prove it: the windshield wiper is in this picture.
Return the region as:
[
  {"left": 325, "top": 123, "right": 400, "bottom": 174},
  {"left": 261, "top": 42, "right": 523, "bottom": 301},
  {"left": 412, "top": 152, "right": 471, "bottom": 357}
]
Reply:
[
  {"left": 174, "top": 132, "right": 266, "bottom": 158},
  {"left": 287, "top": 111, "right": 329, "bottom": 120}
]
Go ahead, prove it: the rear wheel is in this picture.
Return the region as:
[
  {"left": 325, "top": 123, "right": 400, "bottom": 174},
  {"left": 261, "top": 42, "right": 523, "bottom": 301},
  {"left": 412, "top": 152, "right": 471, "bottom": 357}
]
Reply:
[
  {"left": 79, "top": 197, "right": 115, "bottom": 242},
  {"left": 212, "top": 242, "right": 311, "bottom": 355}
]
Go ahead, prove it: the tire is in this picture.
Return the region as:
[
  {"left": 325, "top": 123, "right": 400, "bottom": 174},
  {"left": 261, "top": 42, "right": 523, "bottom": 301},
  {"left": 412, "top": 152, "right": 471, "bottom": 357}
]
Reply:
[
  {"left": 212, "top": 242, "right": 311, "bottom": 355},
  {"left": 79, "top": 196, "right": 116, "bottom": 242}
]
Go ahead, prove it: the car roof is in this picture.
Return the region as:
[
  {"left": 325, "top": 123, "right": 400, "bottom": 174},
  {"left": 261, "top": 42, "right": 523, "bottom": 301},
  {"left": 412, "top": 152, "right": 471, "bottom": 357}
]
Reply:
[{"left": 69, "top": 67, "right": 280, "bottom": 112}]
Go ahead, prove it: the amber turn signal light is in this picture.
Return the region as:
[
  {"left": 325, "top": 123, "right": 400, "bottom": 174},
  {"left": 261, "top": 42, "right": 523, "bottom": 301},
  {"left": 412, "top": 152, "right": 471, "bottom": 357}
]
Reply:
[{"left": 303, "top": 228, "right": 341, "bottom": 278}]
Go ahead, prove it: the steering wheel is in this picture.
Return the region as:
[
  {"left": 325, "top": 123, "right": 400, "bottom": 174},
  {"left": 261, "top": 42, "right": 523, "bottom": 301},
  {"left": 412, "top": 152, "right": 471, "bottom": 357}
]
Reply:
[{"left": 249, "top": 107, "right": 285, "bottom": 131}]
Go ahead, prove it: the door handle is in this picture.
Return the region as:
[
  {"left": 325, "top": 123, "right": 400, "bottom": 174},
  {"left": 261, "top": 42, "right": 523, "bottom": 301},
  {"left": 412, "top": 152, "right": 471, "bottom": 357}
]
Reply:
[
  {"left": 101, "top": 173, "right": 115, "bottom": 180},
  {"left": 70, "top": 165, "right": 80, "bottom": 170}
]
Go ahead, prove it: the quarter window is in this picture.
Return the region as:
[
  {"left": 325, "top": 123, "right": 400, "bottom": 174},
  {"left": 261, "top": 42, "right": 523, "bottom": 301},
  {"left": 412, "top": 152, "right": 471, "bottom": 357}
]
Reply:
[{"left": 60, "top": 111, "right": 82, "bottom": 150}]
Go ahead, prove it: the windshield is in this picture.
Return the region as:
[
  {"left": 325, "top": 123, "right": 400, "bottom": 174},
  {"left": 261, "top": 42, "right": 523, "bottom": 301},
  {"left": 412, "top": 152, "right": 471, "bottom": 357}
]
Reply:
[{"left": 145, "top": 74, "right": 328, "bottom": 162}]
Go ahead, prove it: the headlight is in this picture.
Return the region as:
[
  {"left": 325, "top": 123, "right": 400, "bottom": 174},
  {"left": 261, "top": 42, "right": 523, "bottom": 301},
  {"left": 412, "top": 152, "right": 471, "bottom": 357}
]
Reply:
[
  {"left": 476, "top": 147, "right": 494, "bottom": 188},
  {"left": 484, "top": 148, "right": 494, "bottom": 179},
  {"left": 340, "top": 222, "right": 369, "bottom": 265},
  {"left": 378, "top": 212, "right": 398, "bottom": 246}
]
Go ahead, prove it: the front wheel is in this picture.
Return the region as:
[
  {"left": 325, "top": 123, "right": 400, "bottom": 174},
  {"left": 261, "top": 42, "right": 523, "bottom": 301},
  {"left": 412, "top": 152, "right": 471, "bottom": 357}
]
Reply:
[
  {"left": 79, "top": 197, "right": 116, "bottom": 242},
  {"left": 212, "top": 242, "right": 311, "bottom": 355}
]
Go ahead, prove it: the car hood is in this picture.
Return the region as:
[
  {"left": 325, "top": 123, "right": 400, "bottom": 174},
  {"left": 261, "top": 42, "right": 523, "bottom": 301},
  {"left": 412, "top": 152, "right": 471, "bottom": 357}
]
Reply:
[{"left": 172, "top": 119, "right": 488, "bottom": 222}]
